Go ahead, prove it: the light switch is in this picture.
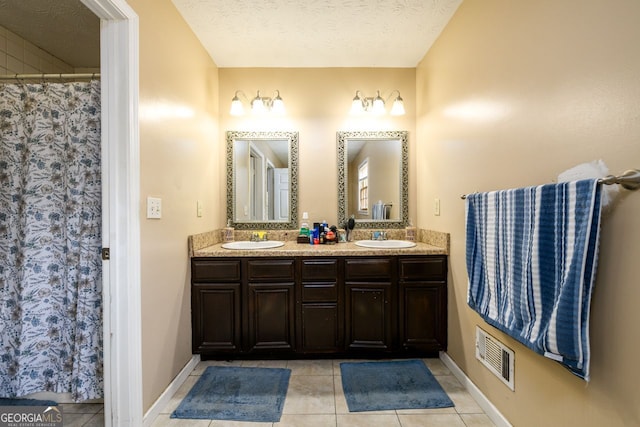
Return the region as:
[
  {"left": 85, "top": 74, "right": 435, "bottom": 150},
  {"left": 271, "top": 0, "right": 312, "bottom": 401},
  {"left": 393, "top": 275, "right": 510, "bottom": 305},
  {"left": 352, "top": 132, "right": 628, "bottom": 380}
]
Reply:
[
  {"left": 196, "top": 200, "right": 203, "bottom": 217},
  {"left": 434, "top": 198, "right": 441, "bottom": 216},
  {"left": 147, "top": 197, "right": 162, "bottom": 219}
]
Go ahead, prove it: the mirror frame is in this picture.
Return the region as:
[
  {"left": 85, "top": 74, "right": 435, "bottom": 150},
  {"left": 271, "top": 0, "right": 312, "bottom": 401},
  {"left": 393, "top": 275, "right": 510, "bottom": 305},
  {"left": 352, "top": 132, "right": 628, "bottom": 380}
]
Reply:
[
  {"left": 226, "top": 130, "right": 299, "bottom": 230},
  {"left": 337, "top": 130, "right": 408, "bottom": 229}
]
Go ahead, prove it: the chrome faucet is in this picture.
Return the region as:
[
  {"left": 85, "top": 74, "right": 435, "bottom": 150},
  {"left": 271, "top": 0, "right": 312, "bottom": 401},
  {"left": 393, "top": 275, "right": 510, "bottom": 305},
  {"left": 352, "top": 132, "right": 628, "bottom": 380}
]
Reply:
[{"left": 372, "top": 231, "right": 387, "bottom": 240}]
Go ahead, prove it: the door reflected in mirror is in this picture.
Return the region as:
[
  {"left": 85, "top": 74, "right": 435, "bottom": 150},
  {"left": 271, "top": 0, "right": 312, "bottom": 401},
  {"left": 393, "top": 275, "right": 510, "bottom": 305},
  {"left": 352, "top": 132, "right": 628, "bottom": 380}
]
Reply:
[
  {"left": 337, "top": 131, "right": 408, "bottom": 229},
  {"left": 227, "top": 131, "right": 298, "bottom": 230}
]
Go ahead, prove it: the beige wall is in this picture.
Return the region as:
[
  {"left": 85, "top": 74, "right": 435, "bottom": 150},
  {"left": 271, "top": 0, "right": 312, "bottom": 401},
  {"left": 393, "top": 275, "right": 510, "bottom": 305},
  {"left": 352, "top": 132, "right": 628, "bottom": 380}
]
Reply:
[
  {"left": 128, "top": 0, "right": 220, "bottom": 412},
  {"left": 219, "top": 68, "right": 416, "bottom": 227},
  {"left": 416, "top": 1, "right": 640, "bottom": 426}
]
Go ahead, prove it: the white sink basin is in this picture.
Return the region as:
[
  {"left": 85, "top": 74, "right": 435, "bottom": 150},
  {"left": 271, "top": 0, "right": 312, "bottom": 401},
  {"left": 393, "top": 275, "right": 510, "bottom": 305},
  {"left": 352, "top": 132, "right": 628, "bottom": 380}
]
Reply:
[
  {"left": 221, "top": 241, "right": 285, "bottom": 250},
  {"left": 355, "top": 240, "right": 417, "bottom": 249}
]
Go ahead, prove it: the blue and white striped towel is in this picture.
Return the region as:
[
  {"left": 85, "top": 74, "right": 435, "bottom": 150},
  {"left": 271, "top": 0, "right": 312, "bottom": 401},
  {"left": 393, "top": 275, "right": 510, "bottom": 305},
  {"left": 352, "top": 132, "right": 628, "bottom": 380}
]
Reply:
[{"left": 465, "top": 179, "right": 602, "bottom": 380}]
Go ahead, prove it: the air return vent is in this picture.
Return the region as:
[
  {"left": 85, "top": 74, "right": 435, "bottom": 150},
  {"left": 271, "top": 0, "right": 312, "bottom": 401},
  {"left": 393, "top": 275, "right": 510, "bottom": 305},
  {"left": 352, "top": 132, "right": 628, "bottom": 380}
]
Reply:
[{"left": 476, "top": 327, "right": 515, "bottom": 391}]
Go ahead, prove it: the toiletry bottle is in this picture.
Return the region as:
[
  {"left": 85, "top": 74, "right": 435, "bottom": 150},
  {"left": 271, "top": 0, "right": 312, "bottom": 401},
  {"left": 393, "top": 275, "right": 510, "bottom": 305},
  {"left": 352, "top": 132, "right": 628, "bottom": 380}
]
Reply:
[
  {"left": 405, "top": 219, "right": 416, "bottom": 242},
  {"left": 223, "top": 220, "right": 234, "bottom": 243},
  {"left": 300, "top": 212, "right": 310, "bottom": 237},
  {"left": 310, "top": 223, "right": 318, "bottom": 245}
]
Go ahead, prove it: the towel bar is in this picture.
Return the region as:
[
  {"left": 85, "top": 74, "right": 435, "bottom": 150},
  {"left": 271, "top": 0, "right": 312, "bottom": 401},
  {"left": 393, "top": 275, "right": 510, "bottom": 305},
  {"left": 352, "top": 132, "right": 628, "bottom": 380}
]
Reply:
[
  {"left": 598, "top": 169, "right": 640, "bottom": 190},
  {"left": 461, "top": 168, "right": 640, "bottom": 199}
]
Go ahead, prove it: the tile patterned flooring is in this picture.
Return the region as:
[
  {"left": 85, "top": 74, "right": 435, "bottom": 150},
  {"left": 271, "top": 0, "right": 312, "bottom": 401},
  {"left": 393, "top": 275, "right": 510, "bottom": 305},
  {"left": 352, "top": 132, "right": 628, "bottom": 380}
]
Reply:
[
  {"left": 59, "top": 402, "right": 104, "bottom": 426},
  {"left": 150, "top": 358, "right": 496, "bottom": 427}
]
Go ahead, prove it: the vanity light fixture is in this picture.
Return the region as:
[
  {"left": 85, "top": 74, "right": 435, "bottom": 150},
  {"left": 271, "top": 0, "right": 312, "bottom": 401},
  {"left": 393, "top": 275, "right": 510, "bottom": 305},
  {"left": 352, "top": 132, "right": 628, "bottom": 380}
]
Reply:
[
  {"left": 350, "top": 90, "right": 405, "bottom": 116},
  {"left": 230, "top": 90, "right": 286, "bottom": 116}
]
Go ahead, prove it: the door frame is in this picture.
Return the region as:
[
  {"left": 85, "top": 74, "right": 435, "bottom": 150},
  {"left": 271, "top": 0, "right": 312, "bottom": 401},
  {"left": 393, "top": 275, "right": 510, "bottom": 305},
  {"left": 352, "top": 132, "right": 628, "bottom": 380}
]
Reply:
[{"left": 80, "top": 0, "right": 142, "bottom": 425}]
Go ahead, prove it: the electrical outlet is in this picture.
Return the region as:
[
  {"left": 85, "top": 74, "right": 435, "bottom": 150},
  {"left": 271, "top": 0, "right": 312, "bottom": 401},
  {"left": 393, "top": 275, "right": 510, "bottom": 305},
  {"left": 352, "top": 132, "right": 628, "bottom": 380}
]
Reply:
[
  {"left": 147, "top": 197, "right": 162, "bottom": 219},
  {"left": 434, "top": 198, "right": 441, "bottom": 216}
]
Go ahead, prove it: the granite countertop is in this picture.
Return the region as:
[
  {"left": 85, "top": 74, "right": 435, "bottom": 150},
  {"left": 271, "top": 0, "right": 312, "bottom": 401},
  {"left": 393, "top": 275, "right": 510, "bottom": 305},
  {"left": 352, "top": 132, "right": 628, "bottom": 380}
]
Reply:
[{"left": 192, "top": 240, "right": 446, "bottom": 257}]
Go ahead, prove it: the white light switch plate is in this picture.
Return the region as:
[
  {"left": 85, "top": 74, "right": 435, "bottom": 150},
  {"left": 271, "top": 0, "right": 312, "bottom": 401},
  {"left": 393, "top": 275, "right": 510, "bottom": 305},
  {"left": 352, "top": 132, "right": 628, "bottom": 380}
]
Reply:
[
  {"left": 196, "top": 200, "right": 203, "bottom": 217},
  {"left": 147, "top": 197, "right": 162, "bottom": 219},
  {"left": 434, "top": 198, "right": 441, "bottom": 216}
]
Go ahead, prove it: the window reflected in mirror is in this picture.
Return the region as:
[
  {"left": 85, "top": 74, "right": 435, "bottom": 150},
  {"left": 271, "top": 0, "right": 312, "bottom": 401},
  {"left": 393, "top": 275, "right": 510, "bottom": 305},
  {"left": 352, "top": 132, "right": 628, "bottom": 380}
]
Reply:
[{"left": 337, "top": 131, "right": 408, "bottom": 229}]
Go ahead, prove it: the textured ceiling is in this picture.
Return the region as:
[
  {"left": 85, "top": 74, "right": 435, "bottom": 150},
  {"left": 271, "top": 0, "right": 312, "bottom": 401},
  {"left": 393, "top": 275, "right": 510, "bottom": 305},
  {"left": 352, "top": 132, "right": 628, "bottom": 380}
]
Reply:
[
  {"left": 0, "top": 0, "right": 462, "bottom": 69},
  {"left": 171, "top": 0, "right": 463, "bottom": 67},
  {"left": 0, "top": 0, "right": 99, "bottom": 68}
]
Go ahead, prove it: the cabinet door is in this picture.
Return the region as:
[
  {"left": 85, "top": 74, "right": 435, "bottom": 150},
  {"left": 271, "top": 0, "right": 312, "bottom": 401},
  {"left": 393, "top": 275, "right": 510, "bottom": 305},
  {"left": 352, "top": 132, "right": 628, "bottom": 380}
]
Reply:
[
  {"left": 246, "top": 283, "right": 295, "bottom": 353},
  {"left": 299, "top": 303, "right": 341, "bottom": 352},
  {"left": 192, "top": 284, "right": 241, "bottom": 353},
  {"left": 399, "top": 283, "right": 447, "bottom": 351},
  {"left": 345, "top": 283, "right": 394, "bottom": 351},
  {"left": 299, "top": 258, "right": 342, "bottom": 353}
]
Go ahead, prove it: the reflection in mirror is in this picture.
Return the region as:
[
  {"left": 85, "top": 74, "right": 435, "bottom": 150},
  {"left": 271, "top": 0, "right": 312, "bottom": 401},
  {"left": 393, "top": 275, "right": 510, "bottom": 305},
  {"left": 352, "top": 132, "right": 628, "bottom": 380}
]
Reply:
[
  {"left": 227, "top": 131, "right": 298, "bottom": 230},
  {"left": 337, "top": 131, "right": 408, "bottom": 229}
]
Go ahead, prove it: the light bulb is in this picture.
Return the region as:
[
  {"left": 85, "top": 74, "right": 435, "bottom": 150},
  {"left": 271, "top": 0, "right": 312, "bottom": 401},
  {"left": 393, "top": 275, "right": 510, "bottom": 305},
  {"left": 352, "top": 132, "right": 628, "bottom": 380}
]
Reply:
[
  {"left": 350, "top": 91, "right": 364, "bottom": 115},
  {"left": 372, "top": 91, "right": 385, "bottom": 115},
  {"left": 230, "top": 96, "right": 244, "bottom": 116},
  {"left": 251, "top": 91, "right": 266, "bottom": 114},
  {"left": 272, "top": 91, "right": 285, "bottom": 115},
  {"left": 390, "top": 95, "right": 405, "bottom": 116}
]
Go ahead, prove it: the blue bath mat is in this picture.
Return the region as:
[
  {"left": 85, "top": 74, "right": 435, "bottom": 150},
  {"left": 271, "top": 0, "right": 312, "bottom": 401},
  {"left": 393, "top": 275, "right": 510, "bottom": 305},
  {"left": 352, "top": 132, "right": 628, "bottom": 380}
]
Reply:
[
  {"left": 171, "top": 366, "right": 291, "bottom": 422},
  {"left": 340, "top": 359, "right": 454, "bottom": 412}
]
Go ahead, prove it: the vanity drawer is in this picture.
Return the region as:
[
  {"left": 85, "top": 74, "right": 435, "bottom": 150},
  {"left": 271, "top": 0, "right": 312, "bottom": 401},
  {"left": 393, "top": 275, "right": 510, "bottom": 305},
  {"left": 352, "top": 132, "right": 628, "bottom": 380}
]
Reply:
[
  {"left": 345, "top": 258, "right": 393, "bottom": 280},
  {"left": 301, "top": 259, "right": 338, "bottom": 280},
  {"left": 192, "top": 259, "right": 241, "bottom": 282},
  {"left": 302, "top": 283, "right": 338, "bottom": 302},
  {"left": 247, "top": 259, "right": 295, "bottom": 281},
  {"left": 399, "top": 256, "right": 447, "bottom": 281}
]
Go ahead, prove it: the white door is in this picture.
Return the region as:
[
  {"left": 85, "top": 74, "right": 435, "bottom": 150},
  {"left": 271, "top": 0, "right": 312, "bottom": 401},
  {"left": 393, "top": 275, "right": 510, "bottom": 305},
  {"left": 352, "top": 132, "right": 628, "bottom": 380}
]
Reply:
[
  {"left": 82, "top": 0, "right": 143, "bottom": 425},
  {"left": 273, "top": 168, "right": 289, "bottom": 221}
]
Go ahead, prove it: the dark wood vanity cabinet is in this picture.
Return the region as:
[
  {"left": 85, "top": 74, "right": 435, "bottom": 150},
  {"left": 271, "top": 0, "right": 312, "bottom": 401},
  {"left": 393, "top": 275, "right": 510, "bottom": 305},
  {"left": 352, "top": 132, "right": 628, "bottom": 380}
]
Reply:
[
  {"left": 298, "top": 258, "right": 343, "bottom": 353},
  {"left": 191, "top": 259, "right": 242, "bottom": 353},
  {"left": 344, "top": 257, "right": 395, "bottom": 352},
  {"left": 245, "top": 259, "right": 296, "bottom": 353},
  {"left": 398, "top": 257, "right": 448, "bottom": 352},
  {"left": 191, "top": 254, "right": 447, "bottom": 358}
]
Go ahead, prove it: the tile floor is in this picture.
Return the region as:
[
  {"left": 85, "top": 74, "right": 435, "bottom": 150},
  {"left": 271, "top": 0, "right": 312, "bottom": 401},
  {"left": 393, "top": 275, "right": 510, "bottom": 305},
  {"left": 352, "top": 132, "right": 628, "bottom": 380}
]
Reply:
[
  {"left": 151, "top": 358, "right": 496, "bottom": 427},
  {"left": 59, "top": 402, "right": 104, "bottom": 426}
]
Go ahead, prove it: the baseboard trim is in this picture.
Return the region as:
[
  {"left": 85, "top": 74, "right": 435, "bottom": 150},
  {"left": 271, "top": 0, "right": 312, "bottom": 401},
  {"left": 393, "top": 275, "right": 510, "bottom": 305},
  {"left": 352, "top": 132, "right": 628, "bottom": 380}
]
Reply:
[
  {"left": 142, "top": 354, "right": 200, "bottom": 427},
  {"left": 439, "top": 351, "right": 512, "bottom": 427}
]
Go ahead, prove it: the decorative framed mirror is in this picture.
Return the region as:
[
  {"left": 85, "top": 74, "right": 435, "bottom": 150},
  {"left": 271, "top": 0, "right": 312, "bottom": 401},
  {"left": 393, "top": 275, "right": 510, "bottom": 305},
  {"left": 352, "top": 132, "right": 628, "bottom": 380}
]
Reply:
[
  {"left": 337, "top": 130, "right": 408, "bottom": 229},
  {"left": 226, "top": 131, "right": 298, "bottom": 230}
]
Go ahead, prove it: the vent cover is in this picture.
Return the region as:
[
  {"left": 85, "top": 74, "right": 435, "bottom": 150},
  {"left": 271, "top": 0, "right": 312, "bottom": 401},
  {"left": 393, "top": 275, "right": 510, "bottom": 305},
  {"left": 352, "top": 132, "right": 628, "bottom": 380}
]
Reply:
[{"left": 476, "top": 327, "right": 515, "bottom": 391}]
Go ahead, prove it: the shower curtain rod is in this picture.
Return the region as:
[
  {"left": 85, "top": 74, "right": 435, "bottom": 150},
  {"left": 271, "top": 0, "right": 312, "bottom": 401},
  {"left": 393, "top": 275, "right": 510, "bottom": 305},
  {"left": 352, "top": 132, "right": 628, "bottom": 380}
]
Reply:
[
  {"left": 460, "top": 168, "right": 640, "bottom": 199},
  {"left": 0, "top": 73, "right": 100, "bottom": 81}
]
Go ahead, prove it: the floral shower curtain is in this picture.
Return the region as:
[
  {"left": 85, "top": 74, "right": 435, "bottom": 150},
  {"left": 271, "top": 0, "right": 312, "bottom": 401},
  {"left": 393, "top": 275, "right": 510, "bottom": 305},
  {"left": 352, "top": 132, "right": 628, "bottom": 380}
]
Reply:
[{"left": 0, "top": 80, "right": 102, "bottom": 401}]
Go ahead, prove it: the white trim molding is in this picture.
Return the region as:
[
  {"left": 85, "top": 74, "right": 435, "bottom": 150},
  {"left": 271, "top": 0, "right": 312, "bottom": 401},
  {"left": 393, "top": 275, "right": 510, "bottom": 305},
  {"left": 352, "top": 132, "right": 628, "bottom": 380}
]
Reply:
[
  {"left": 81, "top": 0, "right": 142, "bottom": 426},
  {"left": 440, "top": 352, "right": 512, "bottom": 427},
  {"left": 143, "top": 355, "right": 201, "bottom": 426}
]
